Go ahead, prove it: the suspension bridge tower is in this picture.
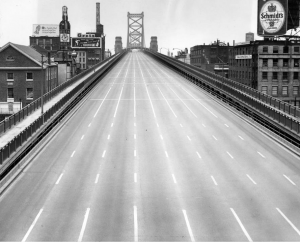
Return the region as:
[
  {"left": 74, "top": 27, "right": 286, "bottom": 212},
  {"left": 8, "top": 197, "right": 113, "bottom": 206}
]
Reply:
[{"left": 127, "top": 12, "right": 145, "bottom": 48}]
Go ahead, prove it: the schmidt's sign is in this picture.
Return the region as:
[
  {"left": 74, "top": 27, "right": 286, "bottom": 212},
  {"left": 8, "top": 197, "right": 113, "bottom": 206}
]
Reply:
[{"left": 257, "top": 0, "right": 287, "bottom": 36}]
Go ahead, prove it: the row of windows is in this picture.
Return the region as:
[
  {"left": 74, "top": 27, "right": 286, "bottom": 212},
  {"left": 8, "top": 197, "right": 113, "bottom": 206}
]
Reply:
[
  {"left": 230, "top": 70, "right": 252, "bottom": 79},
  {"left": 7, "top": 88, "right": 33, "bottom": 100},
  {"left": 230, "top": 59, "right": 252, "bottom": 67},
  {"left": 262, "top": 72, "right": 299, "bottom": 80},
  {"left": 262, "top": 46, "right": 300, "bottom": 54},
  {"left": 261, "top": 86, "right": 299, "bottom": 96},
  {"left": 7, "top": 73, "right": 33, "bottom": 80},
  {"left": 262, "top": 59, "right": 299, "bottom": 68}
]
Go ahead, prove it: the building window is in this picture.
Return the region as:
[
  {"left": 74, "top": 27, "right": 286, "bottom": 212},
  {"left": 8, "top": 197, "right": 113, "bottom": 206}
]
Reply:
[
  {"left": 262, "top": 72, "right": 268, "bottom": 80},
  {"left": 294, "top": 59, "right": 299, "bottom": 67},
  {"left": 26, "top": 72, "right": 33, "bottom": 80},
  {"left": 272, "top": 86, "right": 278, "bottom": 96},
  {"left": 282, "top": 86, "right": 288, "bottom": 96},
  {"left": 83, "top": 64, "right": 85, "bottom": 69},
  {"left": 263, "top": 46, "right": 268, "bottom": 53},
  {"left": 7, "top": 88, "right": 14, "bottom": 98},
  {"left": 83, "top": 58, "right": 85, "bottom": 62},
  {"left": 293, "top": 86, "right": 299, "bottom": 95},
  {"left": 282, "top": 72, "right": 288, "bottom": 80},
  {"left": 261, "top": 86, "right": 268, "bottom": 94},
  {"left": 273, "top": 46, "right": 278, "bottom": 53},
  {"left": 7, "top": 73, "right": 14, "bottom": 80},
  {"left": 273, "top": 59, "right": 278, "bottom": 67},
  {"left": 283, "top": 59, "right": 289, "bottom": 67},
  {"left": 273, "top": 72, "right": 278, "bottom": 80},
  {"left": 263, "top": 59, "right": 268, "bottom": 67},
  {"left": 294, "top": 72, "right": 299, "bottom": 80},
  {"left": 283, "top": 46, "right": 289, "bottom": 53},
  {"left": 294, "top": 47, "right": 300, "bottom": 53},
  {"left": 26, "top": 88, "right": 33, "bottom": 100}
]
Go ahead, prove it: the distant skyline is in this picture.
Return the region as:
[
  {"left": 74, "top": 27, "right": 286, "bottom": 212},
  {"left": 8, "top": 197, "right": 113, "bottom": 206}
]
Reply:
[{"left": 0, "top": 0, "right": 297, "bottom": 55}]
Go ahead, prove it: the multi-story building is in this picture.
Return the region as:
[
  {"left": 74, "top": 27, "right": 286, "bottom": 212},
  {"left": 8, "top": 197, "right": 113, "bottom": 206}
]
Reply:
[
  {"left": 0, "top": 42, "right": 58, "bottom": 113},
  {"left": 115, "top": 37, "right": 123, "bottom": 54},
  {"left": 150, "top": 37, "right": 158, "bottom": 52},
  {"left": 228, "top": 40, "right": 300, "bottom": 107},
  {"left": 190, "top": 40, "right": 232, "bottom": 77}
]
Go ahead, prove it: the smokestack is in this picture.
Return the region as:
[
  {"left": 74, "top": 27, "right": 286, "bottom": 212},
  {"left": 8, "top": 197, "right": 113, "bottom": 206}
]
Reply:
[{"left": 96, "top": 2, "right": 100, "bottom": 25}]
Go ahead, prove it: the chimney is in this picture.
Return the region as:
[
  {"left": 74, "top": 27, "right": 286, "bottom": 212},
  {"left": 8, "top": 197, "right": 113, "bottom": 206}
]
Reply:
[{"left": 96, "top": 2, "right": 100, "bottom": 25}]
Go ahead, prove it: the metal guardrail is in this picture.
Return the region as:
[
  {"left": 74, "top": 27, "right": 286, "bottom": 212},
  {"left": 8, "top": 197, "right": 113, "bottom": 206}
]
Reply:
[
  {"left": 0, "top": 51, "right": 126, "bottom": 166},
  {"left": 0, "top": 52, "right": 120, "bottom": 136},
  {"left": 144, "top": 49, "right": 300, "bottom": 142}
]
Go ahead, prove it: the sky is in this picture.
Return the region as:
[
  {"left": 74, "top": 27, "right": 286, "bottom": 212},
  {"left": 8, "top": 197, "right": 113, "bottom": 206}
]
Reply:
[{"left": 0, "top": 0, "right": 266, "bottom": 55}]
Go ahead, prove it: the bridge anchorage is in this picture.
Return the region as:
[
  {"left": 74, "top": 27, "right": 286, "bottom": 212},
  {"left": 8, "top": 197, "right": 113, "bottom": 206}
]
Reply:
[{"left": 127, "top": 12, "right": 145, "bottom": 49}]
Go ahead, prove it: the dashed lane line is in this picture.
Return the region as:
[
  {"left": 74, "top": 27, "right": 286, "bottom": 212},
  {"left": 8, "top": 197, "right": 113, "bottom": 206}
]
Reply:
[
  {"left": 71, "top": 151, "right": 76, "bottom": 158},
  {"left": 21, "top": 209, "right": 44, "bottom": 242},
  {"left": 283, "top": 174, "right": 296, "bottom": 186},
  {"left": 78, "top": 208, "right": 90, "bottom": 242},
  {"left": 230, "top": 208, "right": 253, "bottom": 242},
  {"left": 95, "top": 174, "right": 99, "bottom": 184},
  {"left": 172, "top": 174, "right": 177, "bottom": 184},
  {"left": 55, "top": 173, "right": 64, "bottom": 185},
  {"left": 211, "top": 176, "right": 218, "bottom": 186},
  {"left": 276, "top": 208, "right": 300, "bottom": 236},
  {"left": 227, "top": 151, "right": 234, "bottom": 159},
  {"left": 257, "top": 152, "right": 265, "bottom": 158},
  {"left": 102, "top": 150, "right": 106, "bottom": 158},
  {"left": 196, "top": 152, "right": 201, "bottom": 159},
  {"left": 246, "top": 174, "right": 257, "bottom": 185},
  {"left": 182, "top": 210, "right": 195, "bottom": 242}
]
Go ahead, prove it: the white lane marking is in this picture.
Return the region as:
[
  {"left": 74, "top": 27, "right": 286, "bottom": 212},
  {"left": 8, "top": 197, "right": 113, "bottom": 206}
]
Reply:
[
  {"left": 78, "top": 208, "right": 90, "bottom": 242},
  {"left": 145, "top": 84, "right": 156, "bottom": 118},
  {"left": 238, "top": 136, "right": 244, "bottom": 140},
  {"left": 211, "top": 176, "right": 218, "bottom": 185},
  {"left": 71, "top": 151, "right": 76, "bottom": 157},
  {"left": 224, "top": 124, "right": 229, "bottom": 127},
  {"left": 157, "top": 123, "right": 159, "bottom": 127},
  {"left": 202, "top": 123, "right": 206, "bottom": 127},
  {"left": 134, "top": 206, "right": 138, "bottom": 242},
  {"left": 257, "top": 152, "right": 265, "bottom": 158},
  {"left": 94, "top": 87, "right": 112, "bottom": 117},
  {"left": 88, "top": 123, "right": 91, "bottom": 127},
  {"left": 182, "top": 210, "right": 195, "bottom": 242},
  {"left": 180, "top": 86, "right": 218, "bottom": 118},
  {"left": 165, "top": 151, "right": 169, "bottom": 158},
  {"left": 81, "top": 135, "right": 84, "bottom": 140},
  {"left": 114, "top": 87, "right": 124, "bottom": 117},
  {"left": 187, "top": 136, "right": 191, "bottom": 141},
  {"left": 95, "top": 174, "right": 100, "bottom": 184},
  {"left": 157, "top": 86, "right": 177, "bottom": 118},
  {"left": 134, "top": 150, "right": 137, "bottom": 157},
  {"left": 55, "top": 173, "right": 64, "bottom": 185},
  {"left": 227, "top": 151, "right": 234, "bottom": 159},
  {"left": 134, "top": 173, "right": 137, "bottom": 183},
  {"left": 111, "top": 123, "right": 114, "bottom": 127},
  {"left": 180, "top": 124, "right": 183, "bottom": 127},
  {"left": 276, "top": 208, "right": 300, "bottom": 236},
  {"left": 213, "top": 135, "right": 218, "bottom": 141},
  {"left": 230, "top": 208, "right": 253, "bottom": 242},
  {"left": 134, "top": 134, "right": 136, "bottom": 139},
  {"left": 246, "top": 174, "right": 257, "bottom": 185},
  {"left": 102, "top": 150, "right": 106, "bottom": 158},
  {"left": 107, "top": 135, "right": 110, "bottom": 140},
  {"left": 283, "top": 174, "right": 296, "bottom": 186},
  {"left": 196, "top": 152, "right": 201, "bottom": 159},
  {"left": 170, "top": 88, "right": 197, "bottom": 118},
  {"left": 160, "top": 135, "right": 163, "bottom": 140},
  {"left": 134, "top": 86, "right": 136, "bottom": 118},
  {"left": 21, "top": 209, "right": 44, "bottom": 242},
  {"left": 172, "top": 174, "right": 177, "bottom": 184}
]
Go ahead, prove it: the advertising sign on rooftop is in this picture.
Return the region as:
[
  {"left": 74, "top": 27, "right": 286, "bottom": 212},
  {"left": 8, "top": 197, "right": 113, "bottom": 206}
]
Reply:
[
  {"left": 71, "top": 38, "right": 102, "bottom": 48},
  {"left": 32, "top": 24, "right": 59, "bottom": 37},
  {"left": 257, "top": 0, "right": 287, "bottom": 36}
]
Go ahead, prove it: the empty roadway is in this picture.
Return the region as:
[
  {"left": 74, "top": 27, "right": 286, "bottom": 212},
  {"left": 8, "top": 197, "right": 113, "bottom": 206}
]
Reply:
[{"left": 0, "top": 51, "right": 299, "bottom": 241}]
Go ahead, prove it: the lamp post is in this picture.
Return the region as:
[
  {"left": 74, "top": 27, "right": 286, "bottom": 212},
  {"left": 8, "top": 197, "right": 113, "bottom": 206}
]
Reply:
[
  {"left": 69, "top": 50, "right": 77, "bottom": 77},
  {"left": 41, "top": 54, "right": 45, "bottom": 123}
]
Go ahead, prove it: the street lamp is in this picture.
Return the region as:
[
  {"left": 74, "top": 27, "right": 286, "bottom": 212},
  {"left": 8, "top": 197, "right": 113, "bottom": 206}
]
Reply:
[
  {"left": 68, "top": 50, "right": 77, "bottom": 77},
  {"left": 41, "top": 54, "right": 45, "bottom": 123}
]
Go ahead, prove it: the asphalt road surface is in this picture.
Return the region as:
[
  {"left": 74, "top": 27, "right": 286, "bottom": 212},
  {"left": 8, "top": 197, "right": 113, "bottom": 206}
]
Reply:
[{"left": 0, "top": 51, "right": 300, "bottom": 241}]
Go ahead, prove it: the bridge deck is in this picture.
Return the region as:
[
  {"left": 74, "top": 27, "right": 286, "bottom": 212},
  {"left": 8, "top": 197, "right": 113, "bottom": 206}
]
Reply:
[{"left": 0, "top": 51, "right": 299, "bottom": 241}]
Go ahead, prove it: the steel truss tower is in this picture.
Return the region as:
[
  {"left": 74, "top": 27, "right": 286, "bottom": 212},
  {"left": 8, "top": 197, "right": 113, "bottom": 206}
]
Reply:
[{"left": 127, "top": 12, "right": 145, "bottom": 48}]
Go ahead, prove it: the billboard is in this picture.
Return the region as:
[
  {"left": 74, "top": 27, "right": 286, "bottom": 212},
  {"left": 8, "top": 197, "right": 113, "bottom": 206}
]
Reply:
[
  {"left": 235, "top": 55, "right": 252, "bottom": 59},
  {"left": 257, "top": 0, "right": 288, "bottom": 36},
  {"left": 32, "top": 24, "right": 59, "bottom": 37},
  {"left": 71, "top": 37, "right": 101, "bottom": 48}
]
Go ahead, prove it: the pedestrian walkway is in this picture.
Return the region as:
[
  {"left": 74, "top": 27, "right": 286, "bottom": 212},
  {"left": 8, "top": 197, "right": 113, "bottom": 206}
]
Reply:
[{"left": 0, "top": 58, "right": 115, "bottom": 149}]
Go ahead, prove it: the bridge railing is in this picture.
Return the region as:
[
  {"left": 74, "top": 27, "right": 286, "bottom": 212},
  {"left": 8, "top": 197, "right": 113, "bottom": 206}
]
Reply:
[
  {"left": 144, "top": 49, "right": 300, "bottom": 141},
  {"left": 0, "top": 52, "right": 120, "bottom": 136},
  {"left": 0, "top": 51, "right": 126, "bottom": 167}
]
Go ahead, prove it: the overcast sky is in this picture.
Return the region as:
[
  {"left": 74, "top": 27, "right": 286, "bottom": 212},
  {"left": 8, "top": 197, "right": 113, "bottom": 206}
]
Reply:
[{"left": 1, "top": 0, "right": 266, "bottom": 54}]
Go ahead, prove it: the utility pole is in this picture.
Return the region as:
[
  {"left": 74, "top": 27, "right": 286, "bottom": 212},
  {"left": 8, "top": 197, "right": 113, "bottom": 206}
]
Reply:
[{"left": 41, "top": 54, "right": 45, "bottom": 123}]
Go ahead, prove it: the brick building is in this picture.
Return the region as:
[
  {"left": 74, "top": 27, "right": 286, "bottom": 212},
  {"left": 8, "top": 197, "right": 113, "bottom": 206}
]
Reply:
[
  {"left": 190, "top": 40, "right": 232, "bottom": 77},
  {"left": 228, "top": 40, "right": 300, "bottom": 107},
  {"left": 0, "top": 43, "right": 58, "bottom": 114},
  {"left": 150, "top": 37, "right": 158, "bottom": 52}
]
